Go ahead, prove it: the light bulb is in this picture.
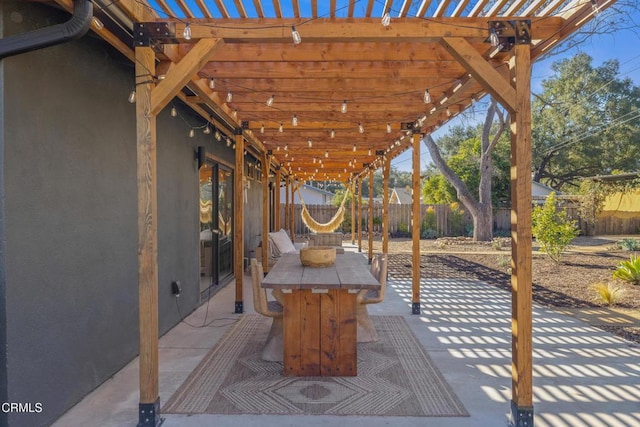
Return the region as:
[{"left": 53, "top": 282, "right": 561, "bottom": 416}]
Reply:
[
  {"left": 313, "top": 157, "right": 316, "bottom": 164},
  {"left": 489, "top": 28, "right": 499, "bottom": 47},
  {"left": 215, "top": 129, "right": 221, "bottom": 141},
  {"left": 279, "top": 123, "right": 284, "bottom": 133},
  {"left": 92, "top": 17, "right": 104, "bottom": 30},
  {"left": 381, "top": 10, "right": 391, "bottom": 27},
  {"left": 358, "top": 123, "right": 364, "bottom": 133},
  {"left": 292, "top": 115, "right": 298, "bottom": 126},
  {"left": 368, "top": 149, "right": 372, "bottom": 156},
  {"left": 128, "top": 89, "right": 136, "bottom": 104},
  {"left": 266, "top": 94, "right": 274, "bottom": 107},
  {"left": 189, "top": 129, "right": 195, "bottom": 138},
  {"left": 209, "top": 78, "right": 215, "bottom": 89},
  {"left": 325, "top": 151, "right": 329, "bottom": 158},
  {"left": 291, "top": 26, "right": 302, "bottom": 45},
  {"left": 232, "top": 109, "right": 237, "bottom": 118},
  {"left": 226, "top": 91, "right": 232, "bottom": 103},
  {"left": 260, "top": 124, "right": 265, "bottom": 133},
  {"left": 232, "top": 143, "right": 236, "bottom": 149},
  {"left": 424, "top": 89, "right": 431, "bottom": 104},
  {"left": 183, "top": 23, "right": 191, "bottom": 40},
  {"left": 330, "top": 129, "right": 335, "bottom": 138},
  {"left": 284, "top": 144, "right": 288, "bottom": 151},
  {"left": 353, "top": 144, "right": 356, "bottom": 152},
  {"left": 226, "top": 137, "right": 231, "bottom": 147},
  {"left": 170, "top": 106, "right": 177, "bottom": 117},
  {"left": 386, "top": 122, "right": 392, "bottom": 133},
  {"left": 341, "top": 100, "right": 347, "bottom": 113},
  {"left": 307, "top": 139, "right": 312, "bottom": 147},
  {"left": 203, "top": 125, "right": 211, "bottom": 134},
  {"left": 446, "top": 107, "right": 452, "bottom": 117}
]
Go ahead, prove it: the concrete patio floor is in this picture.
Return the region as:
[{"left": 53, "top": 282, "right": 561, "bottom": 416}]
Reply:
[{"left": 53, "top": 251, "right": 640, "bottom": 427}]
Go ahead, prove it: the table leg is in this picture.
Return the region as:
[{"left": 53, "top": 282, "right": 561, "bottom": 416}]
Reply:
[{"left": 321, "top": 290, "right": 357, "bottom": 376}]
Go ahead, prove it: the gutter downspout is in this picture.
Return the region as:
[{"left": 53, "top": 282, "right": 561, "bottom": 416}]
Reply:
[{"left": 0, "top": 0, "right": 93, "bottom": 59}]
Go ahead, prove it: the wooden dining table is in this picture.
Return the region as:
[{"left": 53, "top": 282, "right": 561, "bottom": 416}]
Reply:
[{"left": 262, "top": 252, "right": 380, "bottom": 376}]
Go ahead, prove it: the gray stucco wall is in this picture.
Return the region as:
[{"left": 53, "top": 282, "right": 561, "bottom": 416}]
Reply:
[{"left": 0, "top": 2, "right": 237, "bottom": 425}]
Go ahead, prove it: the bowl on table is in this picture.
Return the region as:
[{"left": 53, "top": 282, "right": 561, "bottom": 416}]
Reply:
[{"left": 299, "top": 246, "right": 336, "bottom": 267}]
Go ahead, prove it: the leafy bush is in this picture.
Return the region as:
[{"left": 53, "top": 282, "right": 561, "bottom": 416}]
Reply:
[
  {"left": 421, "top": 229, "right": 437, "bottom": 239},
  {"left": 532, "top": 192, "right": 580, "bottom": 264},
  {"left": 449, "top": 202, "right": 464, "bottom": 236},
  {"left": 618, "top": 238, "right": 640, "bottom": 252},
  {"left": 422, "top": 206, "right": 437, "bottom": 233},
  {"left": 591, "top": 282, "right": 624, "bottom": 306},
  {"left": 613, "top": 255, "right": 640, "bottom": 285}
]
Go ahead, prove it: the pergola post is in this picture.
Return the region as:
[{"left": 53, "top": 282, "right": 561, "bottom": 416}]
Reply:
[
  {"left": 411, "top": 133, "right": 421, "bottom": 315},
  {"left": 285, "top": 176, "right": 290, "bottom": 231},
  {"left": 382, "top": 156, "right": 390, "bottom": 254},
  {"left": 135, "top": 46, "right": 160, "bottom": 427},
  {"left": 262, "top": 151, "right": 270, "bottom": 272},
  {"left": 351, "top": 181, "right": 356, "bottom": 245},
  {"left": 368, "top": 168, "right": 374, "bottom": 263},
  {"left": 357, "top": 178, "right": 363, "bottom": 252},
  {"left": 509, "top": 43, "right": 534, "bottom": 427},
  {"left": 234, "top": 131, "right": 244, "bottom": 313},
  {"left": 275, "top": 167, "right": 281, "bottom": 229}
]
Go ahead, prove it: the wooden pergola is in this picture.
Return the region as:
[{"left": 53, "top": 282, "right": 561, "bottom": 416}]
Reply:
[{"left": 51, "top": 0, "right": 613, "bottom": 425}]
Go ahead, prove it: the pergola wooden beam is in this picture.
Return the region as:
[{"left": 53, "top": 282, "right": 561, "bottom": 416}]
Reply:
[
  {"left": 509, "top": 43, "right": 534, "bottom": 425},
  {"left": 440, "top": 37, "right": 516, "bottom": 113},
  {"left": 151, "top": 38, "right": 224, "bottom": 116},
  {"left": 411, "top": 133, "right": 421, "bottom": 315},
  {"left": 234, "top": 133, "right": 245, "bottom": 313},
  {"left": 135, "top": 45, "right": 160, "bottom": 426},
  {"left": 173, "top": 17, "right": 564, "bottom": 43}
]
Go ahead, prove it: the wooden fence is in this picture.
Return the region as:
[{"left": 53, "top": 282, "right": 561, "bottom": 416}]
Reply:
[{"left": 279, "top": 200, "right": 636, "bottom": 237}]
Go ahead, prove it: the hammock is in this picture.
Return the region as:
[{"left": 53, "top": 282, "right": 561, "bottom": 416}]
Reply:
[{"left": 298, "top": 187, "right": 349, "bottom": 233}]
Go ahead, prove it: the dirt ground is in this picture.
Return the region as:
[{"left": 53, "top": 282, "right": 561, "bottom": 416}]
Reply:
[{"left": 346, "top": 235, "right": 640, "bottom": 344}]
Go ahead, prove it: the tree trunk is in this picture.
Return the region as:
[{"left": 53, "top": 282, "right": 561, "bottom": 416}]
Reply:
[{"left": 423, "top": 97, "right": 505, "bottom": 242}]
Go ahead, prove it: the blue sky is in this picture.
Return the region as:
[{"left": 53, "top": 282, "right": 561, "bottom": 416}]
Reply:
[{"left": 392, "top": 3, "right": 640, "bottom": 172}]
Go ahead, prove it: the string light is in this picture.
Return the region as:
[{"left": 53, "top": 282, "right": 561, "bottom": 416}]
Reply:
[
  {"left": 203, "top": 125, "right": 211, "bottom": 134},
  {"left": 226, "top": 91, "right": 232, "bottom": 102},
  {"left": 215, "top": 129, "right": 221, "bottom": 141},
  {"left": 381, "top": 10, "right": 391, "bottom": 27},
  {"left": 424, "top": 89, "right": 431, "bottom": 104},
  {"left": 170, "top": 106, "right": 177, "bottom": 117},
  {"left": 489, "top": 27, "right": 499, "bottom": 47},
  {"left": 386, "top": 122, "right": 392, "bottom": 133},
  {"left": 266, "top": 94, "right": 275, "bottom": 107},
  {"left": 330, "top": 129, "right": 335, "bottom": 138},
  {"left": 358, "top": 123, "right": 364, "bottom": 133},
  {"left": 368, "top": 148, "right": 372, "bottom": 156},
  {"left": 233, "top": 109, "right": 238, "bottom": 118},
  {"left": 260, "top": 124, "right": 265, "bottom": 133},
  {"left": 279, "top": 123, "right": 283, "bottom": 133},
  {"left": 291, "top": 26, "right": 302, "bottom": 44},
  {"left": 284, "top": 144, "right": 288, "bottom": 151},
  {"left": 128, "top": 89, "right": 136, "bottom": 104},
  {"left": 209, "top": 78, "right": 215, "bottom": 89},
  {"left": 292, "top": 114, "right": 298, "bottom": 126},
  {"left": 189, "top": 129, "right": 195, "bottom": 138},
  {"left": 341, "top": 100, "right": 347, "bottom": 113},
  {"left": 591, "top": 0, "right": 600, "bottom": 15},
  {"left": 352, "top": 144, "right": 357, "bottom": 152},
  {"left": 183, "top": 23, "right": 191, "bottom": 40},
  {"left": 226, "top": 137, "right": 231, "bottom": 147},
  {"left": 446, "top": 107, "right": 452, "bottom": 117},
  {"left": 307, "top": 139, "right": 312, "bottom": 147},
  {"left": 325, "top": 151, "right": 329, "bottom": 158}
]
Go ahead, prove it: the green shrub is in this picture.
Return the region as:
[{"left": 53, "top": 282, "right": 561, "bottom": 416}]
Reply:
[
  {"left": 613, "top": 255, "right": 640, "bottom": 285},
  {"left": 422, "top": 206, "right": 437, "bottom": 233},
  {"left": 532, "top": 192, "right": 580, "bottom": 264},
  {"left": 618, "top": 238, "right": 640, "bottom": 252},
  {"left": 591, "top": 282, "right": 624, "bottom": 306},
  {"left": 421, "top": 229, "right": 437, "bottom": 239}
]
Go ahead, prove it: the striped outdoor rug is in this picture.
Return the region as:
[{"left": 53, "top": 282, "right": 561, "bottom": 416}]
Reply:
[{"left": 164, "top": 314, "right": 468, "bottom": 417}]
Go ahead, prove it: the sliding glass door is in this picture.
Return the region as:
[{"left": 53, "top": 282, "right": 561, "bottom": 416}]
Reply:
[{"left": 199, "top": 161, "right": 234, "bottom": 297}]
